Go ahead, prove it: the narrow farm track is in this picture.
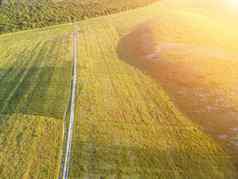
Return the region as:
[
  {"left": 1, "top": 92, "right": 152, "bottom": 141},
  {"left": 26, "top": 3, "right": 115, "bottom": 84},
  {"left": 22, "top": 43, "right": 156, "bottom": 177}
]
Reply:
[{"left": 62, "top": 32, "right": 78, "bottom": 179}]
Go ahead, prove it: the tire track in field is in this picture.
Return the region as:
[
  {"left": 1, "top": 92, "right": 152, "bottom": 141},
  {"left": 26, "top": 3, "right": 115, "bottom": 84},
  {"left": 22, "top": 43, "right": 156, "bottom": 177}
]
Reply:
[{"left": 61, "top": 31, "right": 78, "bottom": 179}]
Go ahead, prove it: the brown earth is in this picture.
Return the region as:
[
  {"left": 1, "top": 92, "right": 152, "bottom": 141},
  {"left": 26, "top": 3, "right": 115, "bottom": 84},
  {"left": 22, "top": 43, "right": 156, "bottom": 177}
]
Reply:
[{"left": 118, "top": 17, "right": 238, "bottom": 158}]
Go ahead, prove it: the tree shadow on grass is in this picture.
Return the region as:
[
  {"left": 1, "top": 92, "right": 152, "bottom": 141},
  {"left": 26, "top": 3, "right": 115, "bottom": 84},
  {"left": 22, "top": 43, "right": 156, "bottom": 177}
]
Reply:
[{"left": 0, "top": 41, "right": 72, "bottom": 120}]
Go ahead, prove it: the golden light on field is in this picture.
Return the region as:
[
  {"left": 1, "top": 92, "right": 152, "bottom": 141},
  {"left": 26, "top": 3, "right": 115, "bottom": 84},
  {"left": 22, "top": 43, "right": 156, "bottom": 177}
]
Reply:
[{"left": 118, "top": 0, "right": 238, "bottom": 163}]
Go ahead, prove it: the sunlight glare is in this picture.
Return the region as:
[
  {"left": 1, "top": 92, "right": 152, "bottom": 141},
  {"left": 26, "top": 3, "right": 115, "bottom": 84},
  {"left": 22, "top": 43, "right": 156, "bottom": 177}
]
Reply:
[{"left": 228, "top": 0, "right": 238, "bottom": 7}]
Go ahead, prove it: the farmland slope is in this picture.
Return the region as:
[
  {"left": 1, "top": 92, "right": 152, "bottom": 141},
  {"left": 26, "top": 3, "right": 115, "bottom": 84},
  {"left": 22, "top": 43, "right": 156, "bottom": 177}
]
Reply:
[
  {"left": 0, "top": 0, "right": 237, "bottom": 178},
  {"left": 69, "top": 1, "right": 238, "bottom": 178}
]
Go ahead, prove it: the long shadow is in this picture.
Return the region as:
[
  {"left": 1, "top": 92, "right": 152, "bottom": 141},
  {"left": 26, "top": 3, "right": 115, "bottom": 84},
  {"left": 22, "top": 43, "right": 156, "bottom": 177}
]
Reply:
[{"left": 0, "top": 42, "right": 72, "bottom": 120}]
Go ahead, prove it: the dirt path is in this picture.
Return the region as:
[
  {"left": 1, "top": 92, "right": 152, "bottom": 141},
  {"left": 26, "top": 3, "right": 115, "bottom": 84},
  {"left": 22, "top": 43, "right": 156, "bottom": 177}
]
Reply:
[{"left": 61, "top": 31, "right": 78, "bottom": 179}]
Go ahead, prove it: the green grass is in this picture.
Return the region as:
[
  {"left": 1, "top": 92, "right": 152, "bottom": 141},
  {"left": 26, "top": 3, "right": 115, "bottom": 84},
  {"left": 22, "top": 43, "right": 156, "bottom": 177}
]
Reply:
[{"left": 0, "top": 1, "right": 238, "bottom": 178}]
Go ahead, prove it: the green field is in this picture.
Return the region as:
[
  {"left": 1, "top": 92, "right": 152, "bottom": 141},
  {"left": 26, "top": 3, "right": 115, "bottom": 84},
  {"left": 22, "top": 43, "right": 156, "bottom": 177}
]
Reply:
[{"left": 1, "top": 0, "right": 238, "bottom": 178}]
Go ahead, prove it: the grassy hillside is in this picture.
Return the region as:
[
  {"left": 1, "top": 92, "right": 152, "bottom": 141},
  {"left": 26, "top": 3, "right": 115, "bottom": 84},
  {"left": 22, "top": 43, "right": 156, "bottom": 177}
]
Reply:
[
  {"left": 0, "top": 0, "right": 158, "bottom": 34},
  {"left": 0, "top": 0, "right": 238, "bottom": 178}
]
